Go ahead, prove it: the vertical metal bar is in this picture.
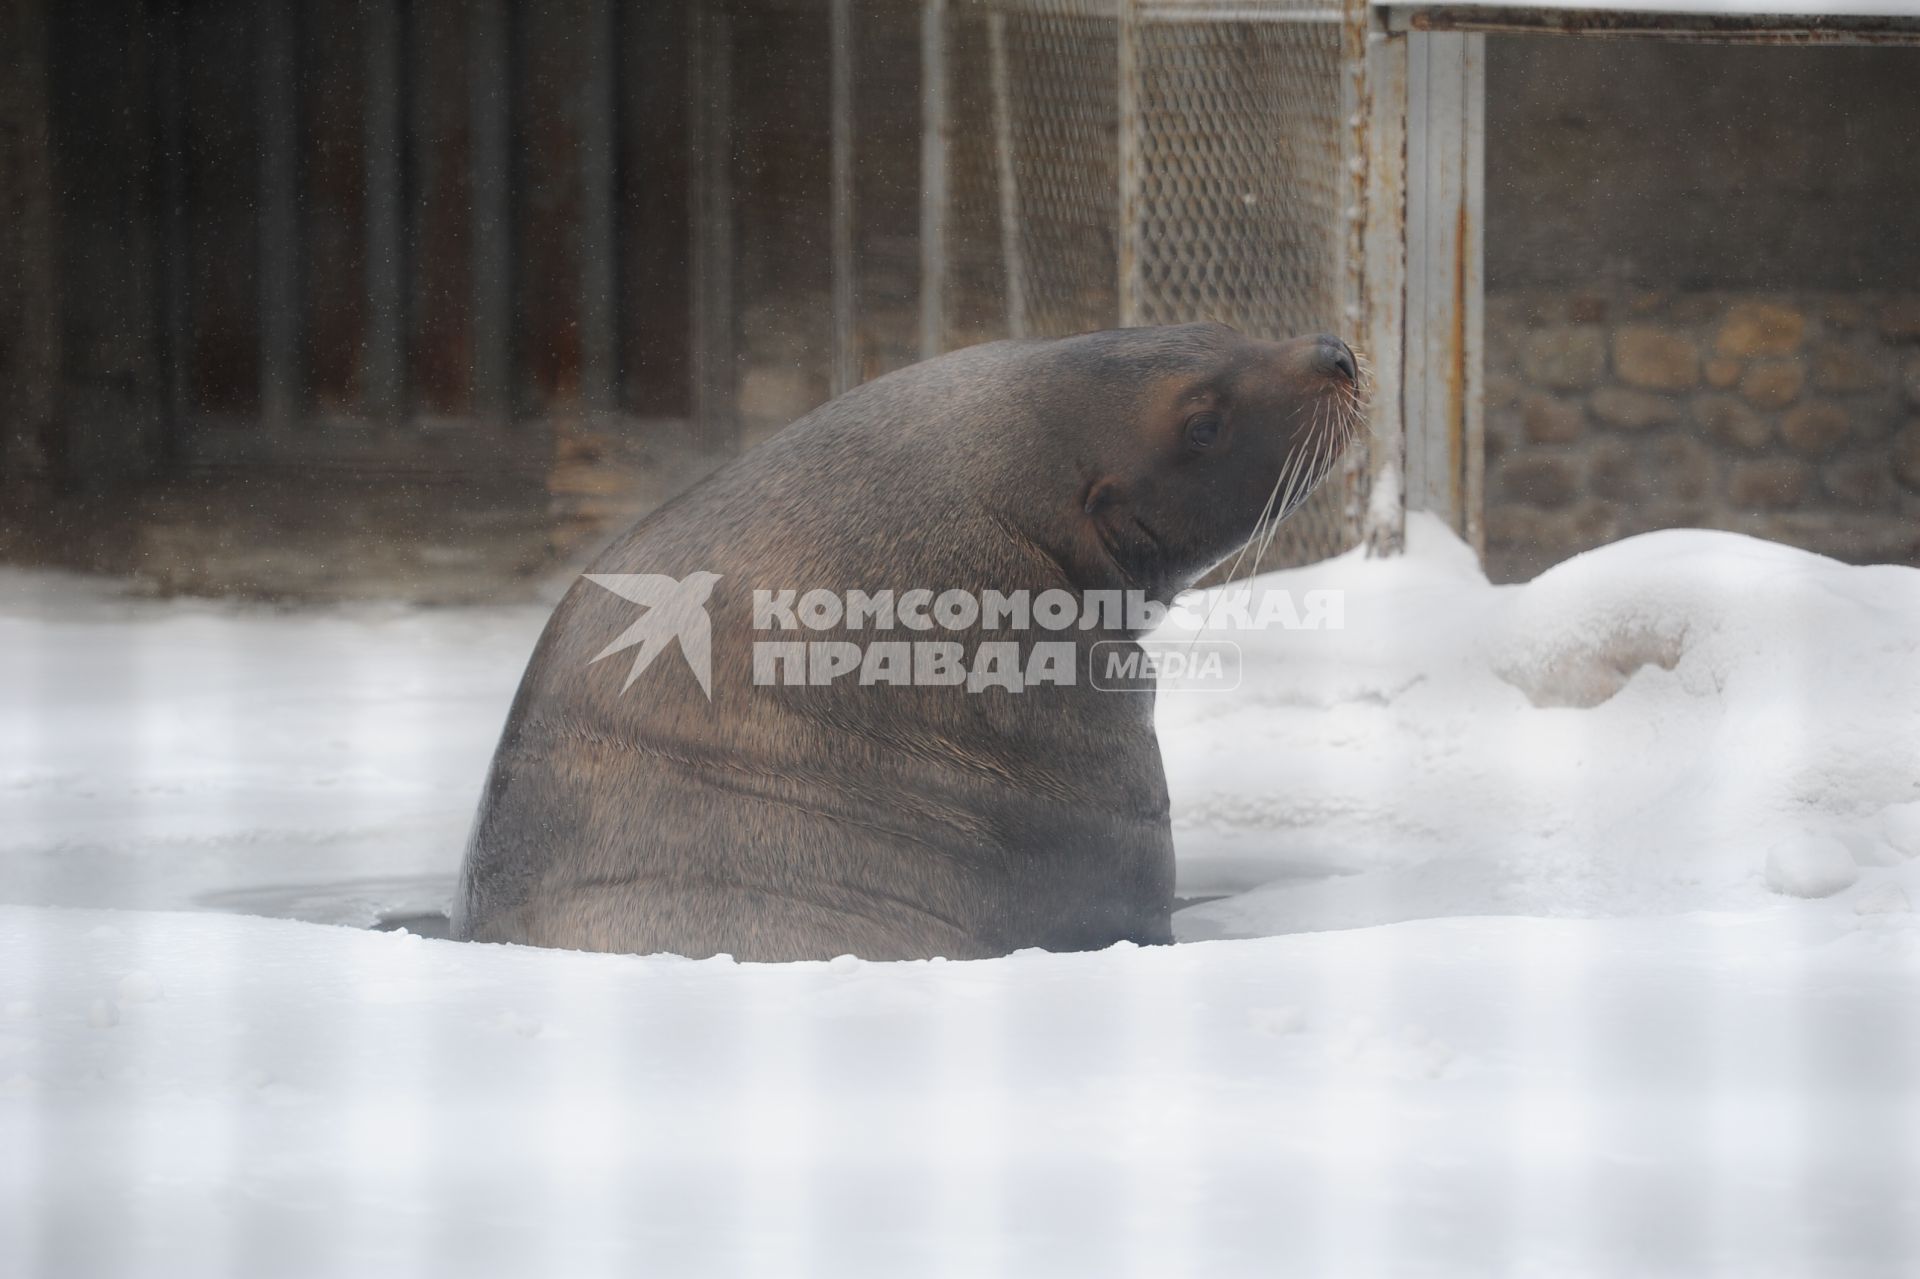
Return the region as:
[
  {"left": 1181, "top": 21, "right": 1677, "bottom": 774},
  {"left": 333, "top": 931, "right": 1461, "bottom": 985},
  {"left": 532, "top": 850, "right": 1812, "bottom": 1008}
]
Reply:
[
  {"left": 986, "top": 12, "right": 1027, "bottom": 340},
  {"left": 470, "top": 0, "right": 514, "bottom": 422},
  {"left": 1115, "top": 0, "right": 1143, "bottom": 328},
  {"left": 1360, "top": 20, "right": 1408, "bottom": 557},
  {"left": 1338, "top": 0, "right": 1372, "bottom": 547},
  {"left": 257, "top": 0, "right": 301, "bottom": 425},
  {"left": 1462, "top": 32, "right": 1485, "bottom": 557},
  {"left": 1402, "top": 30, "right": 1430, "bottom": 510},
  {"left": 579, "top": 0, "right": 619, "bottom": 411},
  {"left": 362, "top": 0, "right": 407, "bottom": 420},
  {"left": 1339, "top": 0, "right": 1367, "bottom": 338},
  {"left": 152, "top": 0, "right": 191, "bottom": 444},
  {"left": 917, "top": 0, "right": 949, "bottom": 360},
  {"left": 1423, "top": 32, "right": 1464, "bottom": 524},
  {"left": 9, "top": 0, "right": 57, "bottom": 479},
  {"left": 829, "top": 0, "right": 857, "bottom": 395},
  {"left": 690, "top": 0, "right": 736, "bottom": 444},
  {"left": 1407, "top": 30, "right": 1475, "bottom": 540}
]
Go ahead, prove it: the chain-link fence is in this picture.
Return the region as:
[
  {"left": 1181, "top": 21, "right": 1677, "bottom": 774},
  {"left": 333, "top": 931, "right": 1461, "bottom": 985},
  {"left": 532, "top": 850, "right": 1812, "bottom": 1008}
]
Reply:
[{"left": 935, "top": 0, "right": 1366, "bottom": 569}]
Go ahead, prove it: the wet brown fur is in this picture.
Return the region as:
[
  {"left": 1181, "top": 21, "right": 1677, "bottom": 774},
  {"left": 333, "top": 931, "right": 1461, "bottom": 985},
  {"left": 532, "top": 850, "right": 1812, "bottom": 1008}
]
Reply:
[{"left": 453, "top": 324, "right": 1362, "bottom": 961}]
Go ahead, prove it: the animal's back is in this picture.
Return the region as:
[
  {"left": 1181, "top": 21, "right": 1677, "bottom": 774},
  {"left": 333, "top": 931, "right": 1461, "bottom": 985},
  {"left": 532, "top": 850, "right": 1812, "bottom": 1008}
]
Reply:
[{"left": 453, "top": 347, "right": 1176, "bottom": 960}]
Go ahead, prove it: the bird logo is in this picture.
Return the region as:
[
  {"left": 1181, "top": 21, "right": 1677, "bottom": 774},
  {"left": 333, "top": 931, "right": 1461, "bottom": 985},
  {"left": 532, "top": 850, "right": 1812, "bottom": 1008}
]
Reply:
[{"left": 583, "top": 571, "right": 722, "bottom": 698}]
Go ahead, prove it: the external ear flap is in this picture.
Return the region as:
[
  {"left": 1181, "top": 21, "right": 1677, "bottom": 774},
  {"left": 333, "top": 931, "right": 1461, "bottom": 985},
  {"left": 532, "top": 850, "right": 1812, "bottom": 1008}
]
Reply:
[{"left": 1084, "top": 477, "right": 1120, "bottom": 517}]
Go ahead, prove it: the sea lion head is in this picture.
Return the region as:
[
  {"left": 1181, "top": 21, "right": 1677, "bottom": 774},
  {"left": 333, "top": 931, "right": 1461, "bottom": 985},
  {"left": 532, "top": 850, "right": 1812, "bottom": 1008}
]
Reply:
[{"left": 1024, "top": 322, "right": 1366, "bottom": 599}]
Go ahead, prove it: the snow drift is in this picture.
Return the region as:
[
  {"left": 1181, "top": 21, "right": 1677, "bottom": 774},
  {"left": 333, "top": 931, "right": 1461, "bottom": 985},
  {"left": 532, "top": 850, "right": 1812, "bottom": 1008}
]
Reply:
[{"left": 2, "top": 516, "right": 1917, "bottom": 1276}]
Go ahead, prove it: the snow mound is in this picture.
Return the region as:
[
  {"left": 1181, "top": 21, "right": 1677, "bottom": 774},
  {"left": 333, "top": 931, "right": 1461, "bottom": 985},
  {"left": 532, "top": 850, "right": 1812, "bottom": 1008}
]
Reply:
[
  {"left": 1160, "top": 519, "right": 1920, "bottom": 936},
  {"left": 4, "top": 524, "right": 1920, "bottom": 1273},
  {"left": 1764, "top": 833, "right": 1861, "bottom": 899},
  {"left": 1490, "top": 529, "right": 1907, "bottom": 709}
]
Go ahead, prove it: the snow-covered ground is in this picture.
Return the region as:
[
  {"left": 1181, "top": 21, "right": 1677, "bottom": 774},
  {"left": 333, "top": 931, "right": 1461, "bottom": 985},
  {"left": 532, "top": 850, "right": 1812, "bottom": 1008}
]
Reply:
[{"left": 3, "top": 516, "right": 1918, "bottom": 1276}]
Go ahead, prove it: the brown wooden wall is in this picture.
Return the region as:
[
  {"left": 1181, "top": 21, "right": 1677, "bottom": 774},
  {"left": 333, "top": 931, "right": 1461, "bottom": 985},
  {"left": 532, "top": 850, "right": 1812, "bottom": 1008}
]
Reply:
[
  {"left": 0, "top": 0, "right": 930, "bottom": 596},
  {"left": 30, "top": 0, "right": 695, "bottom": 490}
]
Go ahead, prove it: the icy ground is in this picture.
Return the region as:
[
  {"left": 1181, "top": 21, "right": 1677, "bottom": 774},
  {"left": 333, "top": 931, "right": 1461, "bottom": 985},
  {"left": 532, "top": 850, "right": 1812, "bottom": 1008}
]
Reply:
[{"left": 3, "top": 516, "right": 1919, "bottom": 1276}]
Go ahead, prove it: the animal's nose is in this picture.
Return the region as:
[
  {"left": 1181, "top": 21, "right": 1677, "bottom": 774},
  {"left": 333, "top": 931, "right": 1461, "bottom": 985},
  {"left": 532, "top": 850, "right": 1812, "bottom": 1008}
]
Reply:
[{"left": 1313, "top": 334, "right": 1357, "bottom": 383}]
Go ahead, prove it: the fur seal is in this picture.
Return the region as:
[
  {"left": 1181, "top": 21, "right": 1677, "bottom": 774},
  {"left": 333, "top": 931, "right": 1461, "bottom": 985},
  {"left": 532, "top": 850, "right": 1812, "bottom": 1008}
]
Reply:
[{"left": 454, "top": 324, "right": 1363, "bottom": 961}]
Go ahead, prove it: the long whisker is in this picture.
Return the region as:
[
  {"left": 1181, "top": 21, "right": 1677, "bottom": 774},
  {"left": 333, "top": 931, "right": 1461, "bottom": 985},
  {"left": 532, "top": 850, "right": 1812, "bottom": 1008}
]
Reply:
[
  {"left": 1257, "top": 423, "right": 1316, "bottom": 559},
  {"left": 1192, "top": 436, "right": 1311, "bottom": 647},
  {"left": 1191, "top": 354, "right": 1372, "bottom": 644},
  {"left": 1259, "top": 429, "right": 1322, "bottom": 568},
  {"left": 1214, "top": 447, "right": 1289, "bottom": 602},
  {"left": 1265, "top": 424, "right": 1336, "bottom": 565},
  {"left": 1192, "top": 397, "right": 1312, "bottom": 640},
  {"left": 1251, "top": 422, "right": 1321, "bottom": 580}
]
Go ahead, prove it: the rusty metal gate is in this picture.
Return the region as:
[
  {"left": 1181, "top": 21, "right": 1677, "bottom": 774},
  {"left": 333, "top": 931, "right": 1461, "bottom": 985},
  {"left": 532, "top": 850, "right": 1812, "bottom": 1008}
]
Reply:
[{"left": 921, "top": 0, "right": 1367, "bottom": 569}]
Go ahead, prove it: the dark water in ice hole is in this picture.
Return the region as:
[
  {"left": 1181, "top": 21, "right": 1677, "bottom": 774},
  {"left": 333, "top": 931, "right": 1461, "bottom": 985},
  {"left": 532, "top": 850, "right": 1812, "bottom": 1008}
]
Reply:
[{"left": 197, "top": 873, "right": 1229, "bottom": 945}]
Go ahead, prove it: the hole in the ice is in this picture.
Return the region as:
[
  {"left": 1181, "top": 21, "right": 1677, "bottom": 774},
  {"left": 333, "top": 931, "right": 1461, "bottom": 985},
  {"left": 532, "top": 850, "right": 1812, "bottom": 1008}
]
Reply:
[
  {"left": 382, "top": 904, "right": 1224, "bottom": 945},
  {"left": 201, "top": 882, "right": 1242, "bottom": 950},
  {"left": 370, "top": 910, "right": 453, "bottom": 939},
  {"left": 197, "top": 874, "right": 454, "bottom": 931}
]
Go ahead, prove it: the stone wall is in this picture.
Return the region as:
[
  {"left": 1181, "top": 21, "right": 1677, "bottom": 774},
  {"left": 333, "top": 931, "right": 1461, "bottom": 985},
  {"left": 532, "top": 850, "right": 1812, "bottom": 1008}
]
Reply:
[
  {"left": 1485, "top": 40, "right": 1920, "bottom": 292},
  {"left": 1481, "top": 38, "right": 1920, "bottom": 582},
  {"left": 1484, "top": 289, "right": 1920, "bottom": 583}
]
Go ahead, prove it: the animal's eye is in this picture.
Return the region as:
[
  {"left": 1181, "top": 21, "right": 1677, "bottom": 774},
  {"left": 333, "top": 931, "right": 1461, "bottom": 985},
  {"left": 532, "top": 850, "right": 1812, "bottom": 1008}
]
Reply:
[{"left": 1185, "top": 412, "right": 1223, "bottom": 450}]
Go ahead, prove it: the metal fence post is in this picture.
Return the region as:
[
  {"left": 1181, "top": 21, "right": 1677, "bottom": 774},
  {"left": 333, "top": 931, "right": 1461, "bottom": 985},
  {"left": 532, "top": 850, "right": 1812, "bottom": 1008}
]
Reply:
[
  {"left": 469, "top": 0, "right": 514, "bottom": 423},
  {"left": 919, "top": 0, "right": 949, "bottom": 360},
  {"left": 830, "top": 0, "right": 858, "bottom": 395},
  {"left": 690, "top": 0, "right": 737, "bottom": 446},
  {"left": 1115, "top": 0, "right": 1142, "bottom": 328},
  {"left": 987, "top": 12, "right": 1028, "bottom": 339},
  {"left": 362, "top": 0, "right": 406, "bottom": 423},
  {"left": 1359, "top": 2, "right": 1408, "bottom": 556},
  {"left": 257, "top": 0, "right": 301, "bottom": 427}
]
